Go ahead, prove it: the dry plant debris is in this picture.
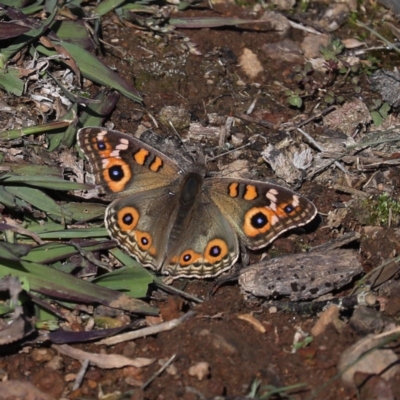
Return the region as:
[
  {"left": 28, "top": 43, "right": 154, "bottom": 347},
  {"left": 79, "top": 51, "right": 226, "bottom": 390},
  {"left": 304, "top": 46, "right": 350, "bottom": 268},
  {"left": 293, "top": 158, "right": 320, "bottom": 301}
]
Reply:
[{"left": 0, "top": 0, "right": 400, "bottom": 398}]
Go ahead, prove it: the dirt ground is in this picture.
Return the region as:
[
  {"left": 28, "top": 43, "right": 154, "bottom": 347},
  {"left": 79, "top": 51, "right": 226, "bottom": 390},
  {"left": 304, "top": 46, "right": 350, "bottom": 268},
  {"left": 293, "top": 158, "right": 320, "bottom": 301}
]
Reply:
[{"left": 1, "top": 1, "right": 400, "bottom": 399}]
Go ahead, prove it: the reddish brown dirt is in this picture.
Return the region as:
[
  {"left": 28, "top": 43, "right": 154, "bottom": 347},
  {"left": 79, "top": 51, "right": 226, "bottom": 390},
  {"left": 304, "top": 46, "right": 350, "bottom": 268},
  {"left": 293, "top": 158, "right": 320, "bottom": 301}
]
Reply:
[{"left": 2, "top": 2, "right": 400, "bottom": 400}]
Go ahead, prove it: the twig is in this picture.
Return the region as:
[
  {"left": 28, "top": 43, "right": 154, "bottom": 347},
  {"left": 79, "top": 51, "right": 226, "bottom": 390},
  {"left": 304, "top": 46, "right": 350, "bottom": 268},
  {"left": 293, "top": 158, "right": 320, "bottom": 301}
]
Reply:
[
  {"left": 290, "top": 105, "right": 336, "bottom": 130},
  {"left": 72, "top": 359, "right": 89, "bottom": 391},
  {"left": 235, "top": 113, "right": 274, "bottom": 129},
  {"left": 296, "top": 127, "right": 350, "bottom": 175},
  {"left": 356, "top": 20, "right": 400, "bottom": 54},
  {"left": 97, "top": 311, "right": 196, "bottom": 346},
  {"left": 141, "top": 354, "right": 177, "bottom": 390},
  {"left": 331, "top": 183, "right": 368, "bottom": 198}
]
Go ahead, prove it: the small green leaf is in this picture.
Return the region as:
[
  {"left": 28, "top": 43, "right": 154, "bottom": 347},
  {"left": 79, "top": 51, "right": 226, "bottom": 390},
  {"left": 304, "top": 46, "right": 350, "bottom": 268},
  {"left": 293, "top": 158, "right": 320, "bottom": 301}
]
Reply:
[
  {"left": 379, "top": 102, "right": 391, "bottom": 118},
  {"left": 288, "top": 95, "right": 302, "bottom": 108},
  {"left": 371, "top": 110, "right": 383, "bottom": 126},
  {"left": 0, "top": 68, "right": 24, "bottom": 96}
]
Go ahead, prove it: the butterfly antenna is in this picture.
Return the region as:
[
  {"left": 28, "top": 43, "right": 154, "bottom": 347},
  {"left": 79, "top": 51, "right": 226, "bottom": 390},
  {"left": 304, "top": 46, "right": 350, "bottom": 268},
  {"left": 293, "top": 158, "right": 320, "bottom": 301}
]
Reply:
[
  {"left": 206, "top": 142, "right": 252, "bottom": 162},
  {"left": 168, "top": 120, "right": 197, "bottom": 159}
]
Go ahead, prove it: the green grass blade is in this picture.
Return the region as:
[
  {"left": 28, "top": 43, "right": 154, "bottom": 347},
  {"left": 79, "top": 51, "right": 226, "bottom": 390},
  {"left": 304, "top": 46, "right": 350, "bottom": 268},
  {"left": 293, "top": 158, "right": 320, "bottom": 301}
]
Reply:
[
  {"left": 36, "top": 228, "right": 109, "bottom": 240},
  {"left": 0, "top": 174, "right": 91, "bottom": 191},
  {"left": 59, "top": 42, "right": 142, "bottom": 103},
  {"left": 0, "top": 257, "right": 157, "bottom": 315},
  {"left": 0, "top": 120, "right": 71, "bottom": 141},
  {"left": 61, "top": 202, "right": 106, "bottom": 222},
  {"left": 93, "top": 263, "right": 154, "bottom": 299},
  {"left": 23, "top": 241, "right": 113, "bottom": 264},
  {"left": 50, "top": 20, "right": 95, "bottom": 49},
  {"left": 94, "top": 0, "right": 126, "bottom": 16},
  {"left": 5, "top": 186, "right": 66, "bottom": 222}
]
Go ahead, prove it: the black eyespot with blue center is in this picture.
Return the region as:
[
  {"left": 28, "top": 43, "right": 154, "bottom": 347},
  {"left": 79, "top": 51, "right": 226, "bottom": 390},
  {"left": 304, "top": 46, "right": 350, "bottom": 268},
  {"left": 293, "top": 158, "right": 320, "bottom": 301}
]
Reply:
[
  {"left": 108, "top": 165, "right": 124, "bottom": 181},
  {"left": 251, "top": 212, "right": 268, "bottom": 228},
  {"left": 141, "top": 237, "right": 148, "bottom": 245},
  {"left": 284, "top": 204, "right": 294, "bottom": 214},
  {"left": 122, "top": 213, "right": 133, "bottom": 225},
  {"left": 209, "top": 246, "right": 221, "bottom": 257},
  {"left": 183, "top": 254, "right": 191, "bottom": 262},
  {"left": 97, "top": 140, "right": 106, "bottom": 151}
]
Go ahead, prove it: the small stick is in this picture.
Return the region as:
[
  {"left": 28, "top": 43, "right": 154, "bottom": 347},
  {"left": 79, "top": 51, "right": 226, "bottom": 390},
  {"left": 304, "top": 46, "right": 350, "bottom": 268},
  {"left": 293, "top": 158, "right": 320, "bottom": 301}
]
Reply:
[
  {"left": 97, "top": 311, "right": 195, "bottom": 346},
  {"left": 141, "top": 354, "right": 177, "bottom": 390},
  {"left": 72, "top": 359, "right": 90, "bottom": 391},
  {"left": 296, "top": 127, "right": 350, "bottom": 175}
]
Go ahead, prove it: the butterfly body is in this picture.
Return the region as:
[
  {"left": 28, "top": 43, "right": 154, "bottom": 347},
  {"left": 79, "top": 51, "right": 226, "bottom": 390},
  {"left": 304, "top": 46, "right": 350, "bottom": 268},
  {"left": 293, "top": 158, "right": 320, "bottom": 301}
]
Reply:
[{"left": 78, "top": 127, "right": 317, "bottom": 279}]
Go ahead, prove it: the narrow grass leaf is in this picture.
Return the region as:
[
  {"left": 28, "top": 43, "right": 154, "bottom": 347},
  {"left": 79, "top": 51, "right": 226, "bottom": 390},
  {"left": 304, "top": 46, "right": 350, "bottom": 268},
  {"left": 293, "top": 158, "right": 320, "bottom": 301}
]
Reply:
[
  {"left": 0, "top": 23, "right": 31, "bottom": 40},
  {"left": 169, "top": 17, "right": 266, "bottom": 29},
  {"left": 0, "top": 258, "right": 158, "bottom": 315},
  {"left": 23, "top": 221, "right": 65, "bottom": 235},
  {"left": 94, "top": 0, "right": 126, "bottom": 17},
  {"left": 58, "top": 42, "right": 142, "bottom": 103},
  {"left": 44, "top": 0, "right": 58, "bottom": 14},
  {"left": 0, "top": 186, "right": 16, "bottom": 208},
  {"left": 22, "top": 3, "right": 48, "bottom": 15},
  {"left": 5, "top": 186, "right": 66, "bottom": 222},
  {"left": 0, "top": 0, "right": 27, "bottom": 8},
  {"left": 0, "top": 174, "right": 91, "bottom": 191},
  {"left": 37, "top": 228, "right": 109, "bottom": 240},
  {"left": 0, "top": 242, "right": 32, "bottom": 262},
  {"left": 61, "top": 202, "right": 106, "bottom": 222},
  {"left": 50, "top": 20, "right": 95, "bottom": 50},
  {"left": 23, "top": 241, "right": 114, "bottom": 264},
  {"left": 79, "top": 90, "right": 120, "bottom": 128},
  {"left": 46, "top": 104, "right": 78, "bottom": 151},
  {"left": 0, "top": 120, "right": 71, "bottom": 141},
  {"left": 93, "top": 265, "right": 154, "bottom": 299},
  {"left": 2, "top": 7, "right": 57, "bottom": 62},
  {"left": 2, "top": 163, "right": 63, "bottom": 178}
]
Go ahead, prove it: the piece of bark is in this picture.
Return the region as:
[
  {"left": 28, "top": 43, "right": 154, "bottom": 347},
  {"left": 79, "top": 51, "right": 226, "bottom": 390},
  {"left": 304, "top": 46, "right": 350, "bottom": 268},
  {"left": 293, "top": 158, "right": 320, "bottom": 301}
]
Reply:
[{"left": 239, "top": 249, "right": 362, "bottom": 301}]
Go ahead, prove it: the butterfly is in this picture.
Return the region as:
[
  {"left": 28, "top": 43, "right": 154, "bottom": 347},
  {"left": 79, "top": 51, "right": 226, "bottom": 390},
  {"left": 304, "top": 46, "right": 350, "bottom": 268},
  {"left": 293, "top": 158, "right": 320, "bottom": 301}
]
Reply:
[{"left": 78, "top": 127, "right": 317, "bottom": 279}]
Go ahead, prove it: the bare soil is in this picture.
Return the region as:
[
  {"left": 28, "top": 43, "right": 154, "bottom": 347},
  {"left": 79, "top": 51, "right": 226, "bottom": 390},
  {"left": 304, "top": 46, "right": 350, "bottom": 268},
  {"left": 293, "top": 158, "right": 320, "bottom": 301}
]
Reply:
[{"left": 1, "top": 2, "right": 400, "bottom": 400}]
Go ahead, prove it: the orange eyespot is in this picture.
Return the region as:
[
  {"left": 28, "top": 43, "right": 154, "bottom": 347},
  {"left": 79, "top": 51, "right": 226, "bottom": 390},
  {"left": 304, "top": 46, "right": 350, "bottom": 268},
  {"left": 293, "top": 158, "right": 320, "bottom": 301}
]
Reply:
[
  {"left": 243, "top": 207, "right": 274, "bottom": 237},
  {"left": 103, "top": 158, "right": 132, "bottom": 192},
  {"left": 135, "top": 230, "right": 153, "bottom": 251},
  {"left": 204, "top": 239, "right": 228, "bottom": 263},
  {"left": 117, "top": 207, "right": 139, "bottom": 232},
  {"left": 178, "top": 250, "right": 202, "bottom": 267}
]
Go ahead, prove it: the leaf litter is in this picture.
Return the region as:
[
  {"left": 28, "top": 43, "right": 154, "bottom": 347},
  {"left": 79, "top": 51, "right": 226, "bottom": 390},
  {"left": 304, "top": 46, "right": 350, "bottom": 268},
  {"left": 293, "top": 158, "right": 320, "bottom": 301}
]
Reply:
[{"left": 0, "top": 0, "right": 400, "bottom": 399}]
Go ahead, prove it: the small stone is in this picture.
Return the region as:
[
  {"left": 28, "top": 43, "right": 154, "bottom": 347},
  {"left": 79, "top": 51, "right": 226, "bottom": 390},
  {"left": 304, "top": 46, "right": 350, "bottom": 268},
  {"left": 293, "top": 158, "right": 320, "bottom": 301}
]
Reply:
[
  {"left": 262, "top": 39, "right": 303, "bottom": 64},
  {"left": 239, "top": 48, "right": 263, "bottom": 79},
  {"left": 31, "top": 348, "right": 54, "bottom": 363},
  {"left": 188, "top": 362, "right": 210, "bottom": 380},
  {"left": 301, "top": 34, "right": 331, "bottom": 59},
  {"left": 45, "top": 355, "right": 64, "bottom": 371},
  {"left": 158, "top": 106, "right": 191, "bottom": 131}
]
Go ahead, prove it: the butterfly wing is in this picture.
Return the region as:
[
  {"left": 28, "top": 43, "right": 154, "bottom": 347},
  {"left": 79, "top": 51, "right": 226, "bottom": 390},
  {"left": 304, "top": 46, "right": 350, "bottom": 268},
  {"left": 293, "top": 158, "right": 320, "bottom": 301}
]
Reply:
[
  {"left": 207, "top": 178, "right": 317, "bottom": 250},
  {"left": 161, "top": 193, "right": 239, "bottom": 279},
  {"left": 78, "top": 127, "right": 182, "bottom": 198}
]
